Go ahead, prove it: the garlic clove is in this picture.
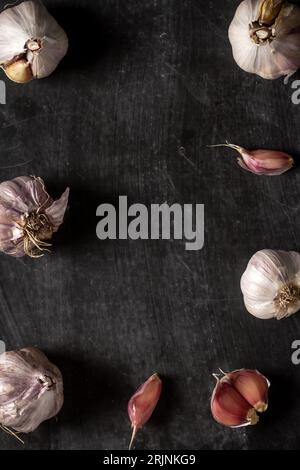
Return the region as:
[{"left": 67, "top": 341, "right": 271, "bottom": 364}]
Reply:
[
  {"left": 238, "top": 149, "right": 294, "bottom": 176},
  {"left": 259, "top": 0, "right": 284, "bottom": 25},
  {"left": 128, "top": 373, "right": 162, "bottom": 449},
  {"left": 227, "top": 370, "right": 270, "bottom": 412},
  {"left": 211, "top": 376, "right": 259, "bottom": 427},
  {"left": 209, "top": 143, "right": 293, "bottom": 176},
  {"left": 3, "top": 59, "right": 33, "bottom": 83}
]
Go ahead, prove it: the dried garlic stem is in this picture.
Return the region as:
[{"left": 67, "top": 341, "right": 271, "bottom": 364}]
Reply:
[
  {"left": 208, "top": 143, "right": 243, "bottom": 154},
  {"left": 128, "top": 426, "right": 138, "bottom": 450},
  {"left": 0, "top": 424, "right": 24, "bottom": 444}
]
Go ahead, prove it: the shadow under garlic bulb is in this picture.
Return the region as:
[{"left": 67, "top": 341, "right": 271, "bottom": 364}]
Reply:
[
  {"left": 0, "top": 0, "right": 68, "bottom": 83},
  {"left": 229, "top": 0, "right": 300, "bottom": 79}
]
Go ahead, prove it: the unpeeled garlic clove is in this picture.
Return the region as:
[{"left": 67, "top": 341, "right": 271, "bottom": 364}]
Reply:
[
  {"left": 227, "top": 370, "right": 270, "bottom": 412},
  {"left": 128, "top": 373, "right": 162, "bottom": 449},
  {"left": 3, "top": 59, "right": 33, "bottom": 83},
  {"left": 211, "top": 375, "right": 259, "bottom": 427},
  {"left": 209, "top": 143, "right": 293, "bottom": 176},
  {"left": 259, "top": 0, "right": 284, "bottom": 25}
]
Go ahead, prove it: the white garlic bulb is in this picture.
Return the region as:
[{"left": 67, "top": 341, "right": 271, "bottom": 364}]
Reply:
[
  {"left": 0, "top": 176, "right": 69, "bottom": 258},
  {"left": 241, "top": 250, "right": 300, "bottom": 320},
  {"left": 0, "top": 0, "right": 68, "bottom": 83},
  {"left": 0, "top": 347, "right": 64, "bottom": 433},
  {"left": 229, "top": 0, "right": 300, "bottom": 79}
]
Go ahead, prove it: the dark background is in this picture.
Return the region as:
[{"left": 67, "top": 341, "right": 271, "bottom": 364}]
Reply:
[{"left": 0, "top": 0, "right": 300, "bottom": 450}]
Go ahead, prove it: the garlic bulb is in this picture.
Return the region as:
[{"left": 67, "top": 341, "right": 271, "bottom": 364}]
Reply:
[
  {"left": 0, "top": 347, "right": 63, "bottom": 433},
  {"left": 241, "top": 250, "right": 300, "bottom": 319},
  {"left": 229, "top": 0, "right": 300, "bottom": 79},
  {"left": 0, "top": 0, "right": 68, "bottom": 83},
  {"left": 0, "top": 176, "right": 69, "bottom": 258}
]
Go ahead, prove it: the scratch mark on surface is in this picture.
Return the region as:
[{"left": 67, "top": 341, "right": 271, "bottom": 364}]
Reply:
[
  {"left": 163, "top": 170, "right": 176, "bottom": 194},
  {"left": 1, "top": 113, "right": 81, "bottom": 129},
  {"left": 175, "top": 253, "right": 194, "bottom": 275},
  {"left": 0, "top": 158, "right": 34, "bottom": 169},
  {"left": 0, "top": 143, "right": 21, "bottom": 153},
  {"left": 260, "top": 189, "right": 290, "bottom": 210},
  {"left": 178, "top": 146, "right": 200, "bottom": 174}
]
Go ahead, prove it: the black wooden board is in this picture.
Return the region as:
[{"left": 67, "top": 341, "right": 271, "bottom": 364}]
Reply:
[{"left": 0, "top": 0, "right": 300, "bottom": 450}]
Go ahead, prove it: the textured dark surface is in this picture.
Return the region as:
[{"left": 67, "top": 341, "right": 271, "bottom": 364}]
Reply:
[{"left": 0, "top": 0, "right": 300, "bottom": 450}]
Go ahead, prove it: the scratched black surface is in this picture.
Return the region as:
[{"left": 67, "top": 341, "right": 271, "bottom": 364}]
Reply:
[{"left": 0, "top": 0, "right": 300, "bottom": 450}]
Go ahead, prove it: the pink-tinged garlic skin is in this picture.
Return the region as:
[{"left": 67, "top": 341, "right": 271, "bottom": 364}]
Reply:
[
  {"left": 0, "top": 176, "right": 69, "bottom": 257},
  {"left": 0, "top": 347, "right": 64, "bottom": 433},
  {"left": 238, "top": 148, "right": 294, "bottom": 176},
  {"left": 128, "top": 373, "right": 162, "bottom": 430},
  {"left": 211, "top": 376, "right": 259, "bottom": 428},
  {"left": 227, "top": 369, "right": 270, "bottom": 412},
  {"left": 209, "top": 143, "right": 293, "bottom": 176}
]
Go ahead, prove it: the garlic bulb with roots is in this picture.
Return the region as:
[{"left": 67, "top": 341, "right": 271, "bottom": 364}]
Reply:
[
  {"left": 241, "top": 250, "right": 300, "bottom": 320},
  {"left": 0, "top": 176, "right": 69, "bottom": 258},
  {"left": 0, "top": 0, "right": 68, "bottom": 83},
  {"left": 229, "top": 0, "right": 300, "bottom": 79},
  {"left": 0, "top": 347, "right": 63, "bottom": 434}
]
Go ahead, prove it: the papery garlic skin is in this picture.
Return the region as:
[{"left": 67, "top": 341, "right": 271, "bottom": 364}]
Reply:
[
  {"left": 0, "top": 0, "right": 68, "bottom": 83},
  {"left": 0, "top": 176, "right": 69, "bottom": 258},
  {"left": 128, "top": 373, "right": 162, "bottom": 449},
  {"left": 241, "top": 250, "right": 300, "bottom": 319},
  {"left": 229, "top": 0, "right": 300, "bottom": 79},
  {"left": 0, "top": 347, "right": 63, "bottom": 433}
]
